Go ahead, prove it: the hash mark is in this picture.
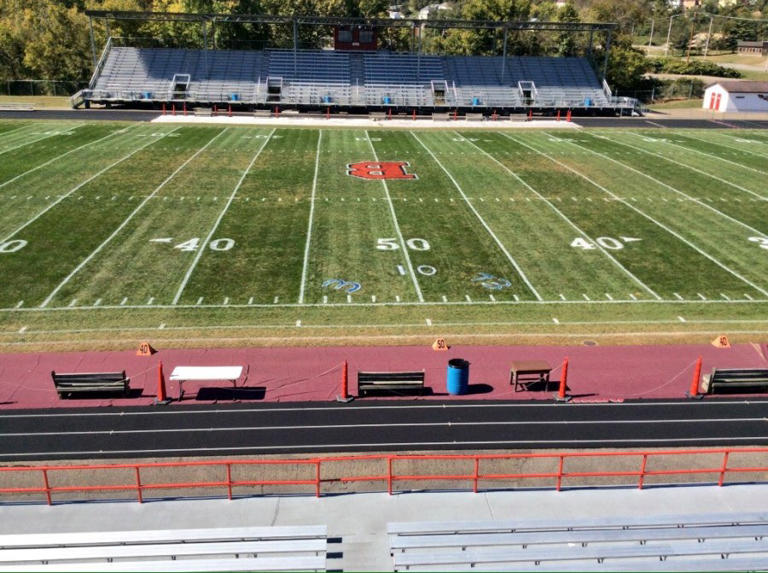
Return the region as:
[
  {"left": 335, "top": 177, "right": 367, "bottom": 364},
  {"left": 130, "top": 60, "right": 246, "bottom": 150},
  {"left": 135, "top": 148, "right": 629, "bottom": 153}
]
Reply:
[
  {"left": 629, "top": 293, "right": 637, "bottom": 300},
  {"left": 223, "top": 297, "right": 229, "bottom": 305},
  {"left": 720, "top": 293, "right": 730, "bottom": 301},
  {"left": 273, "top": 296, "right": 279, "bottom": 304},
  {"left": 513, "top": 294, "right": 520, "bottom": 302},
  {"left": 323, "top": 295, "right": 328, "bottom": 304},
  {"left": 552, "top": 317, "right": 560, "bottom": 324},
  {"left": 442, "top": 295, "right": 448, "bottom": 303},
  {"left": 347, "top": 294, "right": 352, "bottom": 303},
  {"left": 93, "top": 299, "right": 101, "bottom": 307},
  {"left": 697, "top": 293, "right": 707, "bottom": 300},
  {"left": 18, "top": 326, "right": 27, "bottom": 334},
  {"left": 396, "top": 295, "right": 401, "bottom": 302},
  {"left": 196, "top": 297, "right": 203, "bottom": 305},
  {"left": 744, "top": 293, "right": 754, "bottom": 300},
  {"left": 146, "top": 297, "right": 155, "bottom": 305},
  {"left": 673, "top": 292, "right": 683, "bottom": 300},
  {"left": 465, "top": 294, "right": 472, "bottom": 302},
  {"left": 678, "top": 316, "right": 686, "bottom": 322},
  {"left": 489, "top": 294, "right": 496, "bottom": 302},
  {"left": 120, "top": 297, "right": 128, "bottom": 306},
  {"left": 582, "top": 294, "right": 591, "bottom": 301},
  {"left": 68, "top": 299, "right": 77, "bottom": 307},
  {"left": 605, "top": 293, "right": 613, "bottom": 301},
  {"left": 248, "top": 297, "right": 254, "bottom": 305},
  {"left": 559, "top": 294, "right": 566, "bottom": 301},
  {"left": 371, "top": 295, "right": 377, "bottom": 302},
  {"left": 425, "top": 318, "right": 432, "bottom": 326},
  {"left": 159, "top": 323, "right": 166, "bottom": 329},
  {"left": 296, "top": 319, "right": 302, "bottom": 327},
  {"left": 15, "top": 301, "right": 23, "bottom": 309}
]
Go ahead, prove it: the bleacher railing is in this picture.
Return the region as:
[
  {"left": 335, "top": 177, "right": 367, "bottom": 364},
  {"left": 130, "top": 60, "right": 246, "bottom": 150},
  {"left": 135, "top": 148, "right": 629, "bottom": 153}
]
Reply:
[{"left": 2, "top": 447, "right": 767, "bottom": 505}]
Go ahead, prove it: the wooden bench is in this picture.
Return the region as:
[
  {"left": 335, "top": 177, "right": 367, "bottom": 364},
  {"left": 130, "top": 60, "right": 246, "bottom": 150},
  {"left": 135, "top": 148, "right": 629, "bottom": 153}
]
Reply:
[
  {"left": 51, "top": 371, "right": 129, "bottom": 399},
  {"left": 702, "top": 368, "right": 768, "bottom": 394},
  {"left": 357, "top": 371, "right": 425, "bottom": 397},
  {"left": 509, "top": 360, "right": 552, "bottom": 392}
]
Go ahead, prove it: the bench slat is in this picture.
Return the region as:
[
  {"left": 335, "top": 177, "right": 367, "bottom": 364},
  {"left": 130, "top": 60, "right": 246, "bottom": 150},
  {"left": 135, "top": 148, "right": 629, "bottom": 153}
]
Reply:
[
  {"left": 358, "top": 370, "right": 425, "bottom": 396},
  {"left": 0, "top": 539, "right": 326, "bottom": 564},
  {"left": 0, "top": 555, "right": 326, "bottom": 572},
  {"left": 0, "top": 525, "right": 327, "bottom": 549},
  {"left": 389, "top": 524, "right": 768, "bottom": 550}
]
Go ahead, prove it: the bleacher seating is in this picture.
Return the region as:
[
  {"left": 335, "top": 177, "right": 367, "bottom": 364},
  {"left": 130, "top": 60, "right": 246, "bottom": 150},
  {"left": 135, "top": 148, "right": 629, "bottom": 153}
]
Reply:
[
  {"left": 81, "top": 44, "right": 635, "bottom": 113},
  {"left": 388, "top": 514, "right": 768, "bottom": 571},
  {"left": 0, "top": 525, "right": 328, "bottom": 572}
]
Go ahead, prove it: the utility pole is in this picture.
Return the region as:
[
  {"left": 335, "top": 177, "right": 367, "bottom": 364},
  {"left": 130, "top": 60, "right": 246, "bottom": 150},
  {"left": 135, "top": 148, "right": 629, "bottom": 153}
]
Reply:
[
  {"left": 685, "top": 12, "right": 696, "bottom": 63},
  {"left": 703, "top": 16, "right": 713, "bottom": 57},
  {"left": 648, "top": 18, "right": 655, "bottom": 48}
]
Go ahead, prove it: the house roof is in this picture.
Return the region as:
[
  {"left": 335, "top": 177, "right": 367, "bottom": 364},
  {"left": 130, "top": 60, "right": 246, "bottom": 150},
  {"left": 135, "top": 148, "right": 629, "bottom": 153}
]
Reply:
[{"left": 709, "top": 80, "right": 768, "bottom": 93}]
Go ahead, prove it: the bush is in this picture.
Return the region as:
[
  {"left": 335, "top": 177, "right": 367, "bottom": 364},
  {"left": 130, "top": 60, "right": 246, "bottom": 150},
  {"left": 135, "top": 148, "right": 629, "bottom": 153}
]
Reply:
[{"left": 647, "top": 58, "right": 742, "bottom": 78}]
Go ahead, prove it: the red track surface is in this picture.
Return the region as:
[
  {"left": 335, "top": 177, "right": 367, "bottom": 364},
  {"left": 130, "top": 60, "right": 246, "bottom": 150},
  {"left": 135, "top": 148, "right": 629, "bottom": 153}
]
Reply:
[{"left": 1, "top": 342, "right": 767, "bottom": 409}]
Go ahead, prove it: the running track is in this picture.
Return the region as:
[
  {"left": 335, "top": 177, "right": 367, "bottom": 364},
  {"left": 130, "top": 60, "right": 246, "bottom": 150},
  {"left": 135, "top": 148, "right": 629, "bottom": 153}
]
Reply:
[{"left": 1, "top": 399, "right": 767, "bottom": 461}]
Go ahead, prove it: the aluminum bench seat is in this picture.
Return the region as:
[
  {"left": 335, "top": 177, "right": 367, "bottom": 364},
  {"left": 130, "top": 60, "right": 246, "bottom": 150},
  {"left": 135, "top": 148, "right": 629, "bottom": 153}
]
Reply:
[
  {"left": 389, "top": 524, "right": 768, "bottom": 551},
  {"left": 0, "top": 525, "right": 326, "bottom": 549},
  {"left": 0, "top": 555, "right": 325, "bottom": 572}
]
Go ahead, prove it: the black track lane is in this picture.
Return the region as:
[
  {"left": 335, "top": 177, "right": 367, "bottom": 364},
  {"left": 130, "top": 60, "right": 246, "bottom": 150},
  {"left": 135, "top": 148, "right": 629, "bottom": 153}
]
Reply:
[{"left": 1, "top": 400, "right": 766, "bottom": 461}]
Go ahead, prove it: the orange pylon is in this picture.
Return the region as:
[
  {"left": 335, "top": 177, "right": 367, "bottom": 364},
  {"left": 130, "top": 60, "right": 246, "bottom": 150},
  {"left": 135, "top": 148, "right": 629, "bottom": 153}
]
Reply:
[
  {"left": 689, "top": 356, "right": 702, "bottom": 398},
  {"left": 557, "top": 357, "right": 570, "bottom": 402},
  {"left": 157, "top": 361, "right": 168, "bottom": 403}
]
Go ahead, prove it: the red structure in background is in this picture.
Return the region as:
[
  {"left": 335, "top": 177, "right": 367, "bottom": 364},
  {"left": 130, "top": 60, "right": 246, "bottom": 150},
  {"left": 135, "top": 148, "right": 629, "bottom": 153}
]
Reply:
[
  {"left": 2, "top": 448, "right": 767, "bottom": 505},
  {"left": 334, "top": 25, "right": 377, "bottom": 50}
]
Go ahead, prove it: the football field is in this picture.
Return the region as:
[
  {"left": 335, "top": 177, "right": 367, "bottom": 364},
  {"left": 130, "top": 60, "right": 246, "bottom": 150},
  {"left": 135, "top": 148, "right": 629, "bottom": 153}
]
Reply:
[{"left": 1, "top": 119, "right": 768, "bottom": 349}]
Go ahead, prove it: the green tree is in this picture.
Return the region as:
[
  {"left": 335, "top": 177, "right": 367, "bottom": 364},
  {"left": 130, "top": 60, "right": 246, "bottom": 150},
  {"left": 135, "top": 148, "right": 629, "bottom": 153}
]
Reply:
[{"left": 555, "top": 3, "right": 580, "bottom": 57}]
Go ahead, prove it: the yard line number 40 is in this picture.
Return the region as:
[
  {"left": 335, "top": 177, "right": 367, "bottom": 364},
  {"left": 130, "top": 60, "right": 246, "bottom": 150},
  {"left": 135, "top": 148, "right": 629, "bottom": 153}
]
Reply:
[{"left": 377, "top": 237, "right": 437, "bottom": 276}]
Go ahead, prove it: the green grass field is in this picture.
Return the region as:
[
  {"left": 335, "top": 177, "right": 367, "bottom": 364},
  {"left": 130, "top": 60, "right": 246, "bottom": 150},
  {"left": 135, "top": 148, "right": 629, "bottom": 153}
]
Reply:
[{"left": 1, "top": 119, "right": 768, "bottom": 350}]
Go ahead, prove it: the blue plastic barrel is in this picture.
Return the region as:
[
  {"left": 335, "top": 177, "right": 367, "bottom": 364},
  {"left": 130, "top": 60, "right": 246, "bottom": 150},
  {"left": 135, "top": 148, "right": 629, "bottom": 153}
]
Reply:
[
  {"left": 230, "top": 93, "right": 239, "bottom": 101},
  {"left": 322, "top": 95, "right": 332, "bottom": 103},
  {"left": 383, "top": 96, "right": 392, "bottom": 104},
  {"left": 472, "top": 97, "right": 481, "bottom": 106},
  {"left": 584, "top": 97, "right": 592, "bottom": 107},
  {"left": 143, "top": 92, "right": 152, "bottom": 99},
  {"left": 446, "top": 358, "right": 469, "bottom": 395}
]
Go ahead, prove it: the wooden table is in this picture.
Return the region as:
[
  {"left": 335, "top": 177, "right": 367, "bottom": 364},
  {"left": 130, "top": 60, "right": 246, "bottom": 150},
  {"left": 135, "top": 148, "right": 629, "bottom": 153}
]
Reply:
[{"left": 509, "top": 360, "right": 552, "bottom": 392}]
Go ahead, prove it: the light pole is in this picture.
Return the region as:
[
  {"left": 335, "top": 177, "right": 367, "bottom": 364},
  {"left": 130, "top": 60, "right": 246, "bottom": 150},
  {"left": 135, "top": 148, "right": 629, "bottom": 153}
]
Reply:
[
  {"left": 703, "top": 16, "right": 713, "bottom": 57},
  {"left": 665, "top": 13, "right": 682, "bottom": 57}
]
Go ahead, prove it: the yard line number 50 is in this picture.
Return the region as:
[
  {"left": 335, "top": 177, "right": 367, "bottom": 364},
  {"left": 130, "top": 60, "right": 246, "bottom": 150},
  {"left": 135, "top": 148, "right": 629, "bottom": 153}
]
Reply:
[{"left": 377, "top": 237, "right": 437, "bottom": 276}]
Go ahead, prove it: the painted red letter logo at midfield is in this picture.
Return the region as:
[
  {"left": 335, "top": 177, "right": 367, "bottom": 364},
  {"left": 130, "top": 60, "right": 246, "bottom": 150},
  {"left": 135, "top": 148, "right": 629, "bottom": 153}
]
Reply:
[{"left": 346, "top": 161, "right": 417, "bottom": 180}]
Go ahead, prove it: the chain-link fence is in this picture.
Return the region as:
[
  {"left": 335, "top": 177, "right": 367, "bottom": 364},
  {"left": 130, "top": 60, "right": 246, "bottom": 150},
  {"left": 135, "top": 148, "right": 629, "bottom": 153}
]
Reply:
[{"left": 0, "top": 80, "right": 88, "bottom": 97}]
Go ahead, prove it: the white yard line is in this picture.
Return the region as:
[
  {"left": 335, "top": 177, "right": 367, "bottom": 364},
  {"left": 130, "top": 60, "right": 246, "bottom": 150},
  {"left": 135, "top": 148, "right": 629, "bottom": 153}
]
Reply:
[
  {"left": 0, "top": 127, "right": 177, "bottom": 244},
  {"left": 549, "top": 132, "right": 768, "bottom": 239},
  {"left": 365, "top": 130, "right": 424, "bottom": 303},
  {"left": 465, "top": 133, "right": 661, "bottom": 300},
  {"left": 507, "top": 133, "right": 768, "bottom": 298},
  {"left": 171, "top": 128, "right": 274, "bottom": 305},
  {"left": 680, "top": 131, "right": 768, "bottom": 159},
  {"left": 39, "top": 128, "right": 228, "bottom": 308},
  {"left": 413, "top": 132, "right": 541, "bottom": 301},
  {"left": 625, "top": 131, "right": 768, "bottom": 176},
  {"left": 298, "top": 130, "right": 322, "bottom": 304},
  {"left": 607, "top": 132, "right": 766, "bottom": 199},
  {"left": 0, "top": 123, "right": 87, "bottom": 157},
  {"left": 0, "top": 125, "right": 137, "bottom": 190},
  {"left": 0, "top": 124, "right": 35, "bottom": 139}
]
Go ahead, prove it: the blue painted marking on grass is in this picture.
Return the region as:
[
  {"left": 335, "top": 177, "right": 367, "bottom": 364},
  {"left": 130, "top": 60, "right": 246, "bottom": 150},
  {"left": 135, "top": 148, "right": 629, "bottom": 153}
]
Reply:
[{"left": 322, "top": 279, "right": 361, "bottom": 294}]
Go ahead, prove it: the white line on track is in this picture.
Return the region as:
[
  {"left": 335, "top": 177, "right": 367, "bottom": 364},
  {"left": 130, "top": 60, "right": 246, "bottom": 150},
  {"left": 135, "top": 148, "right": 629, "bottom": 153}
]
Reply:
[
  {"left": 508, "top": 133, "right": 768, "bottom": 298},
  {"left": 4, "top": 434, "right": 767, "bottom": 458},
  {"left": 172, "top": 128, "right": 275, "bottom": 305},
  {"left": 549, "top": 132, "right": 768, "bottom": 240},
  {"left": 602, "top": 133, "right": 766, "bottom": 201},
  {"left": 626, "top": 131, "right": 768, "bottom": 176},
  {"left": 0, "top": 127, "right": 180, "bottom": 245},
  {"left": 298, "top": 130, "right": 322, "bottom": 304},
  {"left": 413, "top": 132, "right": 542, "bottom": 301},
  {"left": 2, "top": 399, "right": 763, "bottom": 420},
  {"left": 366, "top": 130, "right": 424, "bottom": 302},
  {"left": 0, "top": 123, "right": 87, "bottom": 157},
  {"left": 39, "top": 127, "right": 227, "bottom": 308},
  {"left": 2, "top": 416, "right": 762, "bottom": 439},
  {"left": 482, "top": 133, "right": 662, "bottom": 301},
  {"left": 0, "top": 125, "right": 137, "bottom": 190}
]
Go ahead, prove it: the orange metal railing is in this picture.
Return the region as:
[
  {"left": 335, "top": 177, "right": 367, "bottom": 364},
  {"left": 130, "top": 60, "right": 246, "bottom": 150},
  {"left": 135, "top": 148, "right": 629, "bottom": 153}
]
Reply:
[{"left": 1, "top": 448, "right": 767, "bottom": 505}]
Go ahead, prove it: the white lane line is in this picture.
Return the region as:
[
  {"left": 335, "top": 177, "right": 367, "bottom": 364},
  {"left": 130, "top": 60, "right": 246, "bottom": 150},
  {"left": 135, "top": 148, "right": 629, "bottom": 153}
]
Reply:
[
  {"left": 0, "top": 125, "right": 137, "bottom": 190},
  {"left": 627, "top": 131, "right": 768, "bottom": 176},
  {"left": 0, "top": 127, "right": 180, "bottom": 245},
  {"left": 4, "top": 415, "right": 762, "bottom": 439},
  {"left": 0, "top": 123, "right": 87, "bottom": 157},
  {"left": 553, "top": 132, "right": 768, "bottom": 239},
  {"left": 0, "top": 124, "right": 34, "bottom": 140},
  {"left": 39, "top": 128, "right": 226, "bottom": 308},
  {"left": 172, "top": 129, "right": 275, "bottom": 305},
  {"left": 4, "top": 434, "right": 768, "bottom": 458},
  {"left": 508, "top": 133, "right": 768, "bottom": 298},
  {"left": 298, "top": 129, "right": 322, "bottom": 304},
  {"left": 601, "top": 133, "right": 766, "bottom": 201},
  {"left": 414, "top": 132, "right": 542, "bottom": 301},
  {"left": 486, "top": 134, "right": 662, "bottom": 301},
  {"left": 366, "top": 130, "right": 424, "bottom": 303}
]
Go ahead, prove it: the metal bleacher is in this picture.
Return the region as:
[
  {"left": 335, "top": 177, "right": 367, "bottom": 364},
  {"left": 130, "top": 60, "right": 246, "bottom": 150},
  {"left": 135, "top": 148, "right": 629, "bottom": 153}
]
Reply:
[
  {"left": 388, "top": 514, "right": 768, "bottom": 571},
  {"left": 0, "top": 525, "right": 328, "bottom": 572},
  {"left": 78, "top": 43, "right": 637, "bottom": 113}
]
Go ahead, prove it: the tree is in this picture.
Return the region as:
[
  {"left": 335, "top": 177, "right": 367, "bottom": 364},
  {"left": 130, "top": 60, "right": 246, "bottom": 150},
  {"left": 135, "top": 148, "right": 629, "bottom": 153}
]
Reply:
[
  {"left": 601, "top": 35, "right": 650, "bottom": 95},
  {"left": 555, "top": 3, "right": 580, "bottom": 57}
]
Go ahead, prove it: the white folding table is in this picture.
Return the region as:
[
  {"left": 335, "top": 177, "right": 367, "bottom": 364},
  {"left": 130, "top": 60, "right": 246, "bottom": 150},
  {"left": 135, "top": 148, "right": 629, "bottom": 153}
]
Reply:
[{"left": 169, "top": 366, "right": 244, "bottom": 401}]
